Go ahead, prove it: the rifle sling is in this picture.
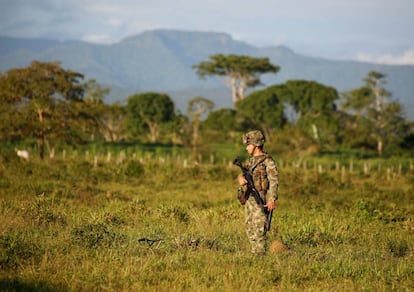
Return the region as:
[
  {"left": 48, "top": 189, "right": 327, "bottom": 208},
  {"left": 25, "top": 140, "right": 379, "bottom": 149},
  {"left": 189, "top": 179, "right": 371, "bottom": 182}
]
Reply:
[
  {"left": 247, "top": 154, "right": 271, "bottom": 207},
  {"left": 248, "top": 154, "right": 271, "bottom": 173}
]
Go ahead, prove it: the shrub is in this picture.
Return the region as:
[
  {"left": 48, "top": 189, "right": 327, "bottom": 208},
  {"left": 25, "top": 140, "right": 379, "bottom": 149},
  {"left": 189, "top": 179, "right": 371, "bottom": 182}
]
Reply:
[
  {"left": 387, "top": 238, "right": 409, "bottom": 258},
  {"left": 23, "top": 193, "right": 67, "bottom": 226},
  {"left": 71, "top": 223, "right": 127, "bottom": 249},
  {"left": 124, "top": 160, "right": 145, "bottom": 177},
  {"left": 0, "top": 232, "right": 43, "bottom": 270}
]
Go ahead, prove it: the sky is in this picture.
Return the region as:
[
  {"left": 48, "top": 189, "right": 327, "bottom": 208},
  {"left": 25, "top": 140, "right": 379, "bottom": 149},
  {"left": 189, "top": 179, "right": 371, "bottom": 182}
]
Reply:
[{"left": 0, "top": 0, "right": 413, "bottom": 65}]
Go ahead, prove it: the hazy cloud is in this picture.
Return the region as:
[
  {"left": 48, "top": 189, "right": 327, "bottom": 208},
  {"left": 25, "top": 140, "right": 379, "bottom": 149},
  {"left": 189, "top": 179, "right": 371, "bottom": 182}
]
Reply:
[
  {"left": 0, "top": 0, "right": 413, "bottom": 64},
  {"left": 356, "top": 50, "right": 414, "bottom": 65}
]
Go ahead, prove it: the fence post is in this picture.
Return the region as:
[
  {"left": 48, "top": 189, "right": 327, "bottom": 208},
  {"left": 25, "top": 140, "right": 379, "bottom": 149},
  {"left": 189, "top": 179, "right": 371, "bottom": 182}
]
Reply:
[
  {"left": 341, "top": 166, "right": 346, "bottom": 183},
  {"left": 364, "top": 163, "right": 369, "bottom": 175}
]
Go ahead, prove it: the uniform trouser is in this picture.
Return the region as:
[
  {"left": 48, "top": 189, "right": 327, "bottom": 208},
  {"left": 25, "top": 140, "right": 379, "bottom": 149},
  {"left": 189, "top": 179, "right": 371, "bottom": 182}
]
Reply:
[{"left": 245, "top": 196, "right": 268, "bottom": 255}]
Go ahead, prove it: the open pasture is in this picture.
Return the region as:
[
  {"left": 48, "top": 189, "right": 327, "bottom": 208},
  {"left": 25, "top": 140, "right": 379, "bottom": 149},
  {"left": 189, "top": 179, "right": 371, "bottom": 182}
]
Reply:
[{"left": 0, "top": 149, "right": 413, "bottom": 291}]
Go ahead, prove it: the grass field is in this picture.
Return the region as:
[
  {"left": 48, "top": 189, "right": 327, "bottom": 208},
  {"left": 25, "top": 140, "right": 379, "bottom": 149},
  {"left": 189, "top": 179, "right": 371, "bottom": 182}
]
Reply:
[{"left": 0, "top": 149, "right": 413, "bottom": 291}]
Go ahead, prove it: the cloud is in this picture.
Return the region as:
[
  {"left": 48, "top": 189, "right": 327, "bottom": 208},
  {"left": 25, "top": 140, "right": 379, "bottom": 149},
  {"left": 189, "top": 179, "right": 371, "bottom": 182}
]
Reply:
[
  {"left": 356, "top": 50, "right": 414, "bottom": 65},
  {"left": 0, "top": 0, "right": 413, "bottom": 62},
  {"left": 82, "top": 34, "right": 114, "bottom": 44}
]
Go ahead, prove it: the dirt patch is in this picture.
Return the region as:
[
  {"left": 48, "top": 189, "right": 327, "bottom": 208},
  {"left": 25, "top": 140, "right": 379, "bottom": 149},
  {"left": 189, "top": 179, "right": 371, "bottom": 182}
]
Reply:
[{"left": 269, "top": 240, "right": 289, "bottom": 253}]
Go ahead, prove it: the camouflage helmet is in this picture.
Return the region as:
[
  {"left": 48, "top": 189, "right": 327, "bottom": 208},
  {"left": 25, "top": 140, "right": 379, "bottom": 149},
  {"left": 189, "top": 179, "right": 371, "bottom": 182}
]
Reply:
[{"left": 243, "top": 130, "right": 265, "bottom": 146}]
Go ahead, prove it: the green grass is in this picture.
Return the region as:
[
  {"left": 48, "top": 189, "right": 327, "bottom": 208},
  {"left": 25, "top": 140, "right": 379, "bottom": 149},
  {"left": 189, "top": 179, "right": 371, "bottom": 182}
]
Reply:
[{"left": 0, "top": 152, "right": 413, "bottom": 291}]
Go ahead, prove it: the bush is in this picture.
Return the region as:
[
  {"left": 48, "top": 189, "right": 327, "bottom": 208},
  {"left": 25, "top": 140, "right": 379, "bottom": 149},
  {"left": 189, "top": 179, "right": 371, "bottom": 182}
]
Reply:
[
  {"left": 124, "top": 160, "right": 145, "bottom": 177},
  {"left": 0, "top": 232, "right": 44, "bottom": 270},
  {"left": 71, "top": 223, "right": 127, "bottom": 249},
  {"left": 387, "top": 238, "right": 409, "bottom": 258}
]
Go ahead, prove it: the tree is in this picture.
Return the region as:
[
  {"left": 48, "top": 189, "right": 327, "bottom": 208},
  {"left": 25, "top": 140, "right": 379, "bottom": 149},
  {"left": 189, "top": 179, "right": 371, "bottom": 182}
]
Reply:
[
  {"left": 273, "top": 80, "right": 340, "bottom": 148},
  {"left": 187, "top": 97, "right": 214, "bottom": 159},
  {"left": 81, "top": 79, "right": 113, "bottom": 141},
  {"left": 126, "top": 92, "right": 175, "bottom": 143},
  {"left": 83, "top": 79, "right": 110, "bottom": 105},
  {"left": 0, "top": 61, "right": 85, "bottom": 159},
  {"left": 193, "top": 54, "right": 280, "bottom": 105},
  {"left": 276, "top": 80, "right": 338, "bottom": 121},
  {"left": 81, "top": 79, "right": 127, "bottom": 142},
  {"left": 163, "top": 113, "right": 190, "bottom": 146},
  {"left": 202, "top": 108, "right": 245, "bottom": 143},
  {"left": 341, "top": 71, "right": 408, "bottom": 155},
  {"left": 340, "top": 87, "right": 376, "bottom": 149},
  {"left": 95, "top": 103, "right": 126, "bottom": 142},
  {"left": 236, "top": 88, "right": 286, "bottom": 140}
]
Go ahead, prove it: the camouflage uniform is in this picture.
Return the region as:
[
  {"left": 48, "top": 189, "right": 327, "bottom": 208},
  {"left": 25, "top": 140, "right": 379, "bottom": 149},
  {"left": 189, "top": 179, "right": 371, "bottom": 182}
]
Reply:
[{"left": 242, "top": 131, "right": 279, "bottom": 255}]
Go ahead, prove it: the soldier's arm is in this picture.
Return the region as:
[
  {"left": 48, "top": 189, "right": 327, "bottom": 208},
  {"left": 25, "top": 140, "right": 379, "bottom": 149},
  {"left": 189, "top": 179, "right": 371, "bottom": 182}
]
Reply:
[{"left": 266, "top": 158, "right": 279, "bottom": 203}]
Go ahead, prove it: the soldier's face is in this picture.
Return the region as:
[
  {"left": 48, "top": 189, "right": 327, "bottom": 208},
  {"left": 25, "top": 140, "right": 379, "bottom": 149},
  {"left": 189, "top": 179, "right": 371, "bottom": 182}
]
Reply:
[{"left": 246, "top": 144, "right": 255, "bottom": 155}]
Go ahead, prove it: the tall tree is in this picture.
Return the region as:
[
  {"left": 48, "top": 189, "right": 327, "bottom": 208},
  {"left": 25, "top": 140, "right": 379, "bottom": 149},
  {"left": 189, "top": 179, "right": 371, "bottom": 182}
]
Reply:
[
  {"left": 193, "top": 54, "right": 279, "bottom": 105},
  {"left": 81, "top": 79, "right": 112, "bottom": 141},
  {"left": 187, "top": 97, "right": 214, "bottom": 158},
  {"left": 126, "top": 92, "right": 175, "bottom": 143},
  {"left": 0, "top": 61, "right": 85, "bottom": 158},
  {"left": 341, "top": 71, "right": 407, "bottom": 155}
]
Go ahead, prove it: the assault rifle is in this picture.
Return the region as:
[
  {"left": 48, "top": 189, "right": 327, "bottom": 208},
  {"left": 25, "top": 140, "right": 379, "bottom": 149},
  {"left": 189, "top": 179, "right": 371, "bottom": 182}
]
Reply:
[{"left": 233, "top": 157, "right": 273, "bottom": 232}]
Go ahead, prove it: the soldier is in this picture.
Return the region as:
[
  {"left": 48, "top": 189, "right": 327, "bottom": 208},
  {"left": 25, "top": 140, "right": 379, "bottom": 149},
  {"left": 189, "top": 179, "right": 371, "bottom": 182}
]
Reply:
[{"left": 237, "top": 130, "right": 279, "bottom": 255}]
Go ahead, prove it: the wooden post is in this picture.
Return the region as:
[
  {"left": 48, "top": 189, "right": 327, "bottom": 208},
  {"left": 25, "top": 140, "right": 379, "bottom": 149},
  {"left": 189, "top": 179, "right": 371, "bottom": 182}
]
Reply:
[
  {"left": 318, "top": 164, "right": 323, "bottom": 174},
  {"left": 49, "top": 147, "right": 55, "bottom": 159},
  {"left": 364, "top": 163, "right": 369, "bottom": 175}
]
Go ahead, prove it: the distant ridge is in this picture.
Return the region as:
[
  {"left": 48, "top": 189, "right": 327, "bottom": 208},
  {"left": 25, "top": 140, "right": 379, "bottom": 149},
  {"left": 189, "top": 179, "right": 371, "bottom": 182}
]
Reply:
[{"left": 0, "top": 29, "right": 413, "bottom": 120}]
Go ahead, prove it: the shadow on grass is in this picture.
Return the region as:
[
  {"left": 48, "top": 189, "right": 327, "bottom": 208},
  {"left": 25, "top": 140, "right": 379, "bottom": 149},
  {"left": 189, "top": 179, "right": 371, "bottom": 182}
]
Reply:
[{"left": 0, "top": 279, "right": 67, "bottom": 292}]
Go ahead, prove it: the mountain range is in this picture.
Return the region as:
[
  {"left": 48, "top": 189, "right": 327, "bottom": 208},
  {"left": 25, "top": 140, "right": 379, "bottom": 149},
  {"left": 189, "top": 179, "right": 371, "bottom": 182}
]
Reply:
[{"left": 0, "top": 29, "right": 413, "bottom": 120}]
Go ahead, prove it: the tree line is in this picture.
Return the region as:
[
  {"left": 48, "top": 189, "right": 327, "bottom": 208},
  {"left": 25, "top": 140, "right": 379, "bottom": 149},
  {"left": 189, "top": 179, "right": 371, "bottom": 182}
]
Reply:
[{"left": 0, "top": 56, "right": 413, "bottom": 159}]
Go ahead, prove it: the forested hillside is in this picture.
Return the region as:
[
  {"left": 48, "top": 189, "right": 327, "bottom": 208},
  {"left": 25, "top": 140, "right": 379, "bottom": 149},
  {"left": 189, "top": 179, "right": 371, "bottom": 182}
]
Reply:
[{"left": 0, "top": 30, "right": 413, "bottom": 119}]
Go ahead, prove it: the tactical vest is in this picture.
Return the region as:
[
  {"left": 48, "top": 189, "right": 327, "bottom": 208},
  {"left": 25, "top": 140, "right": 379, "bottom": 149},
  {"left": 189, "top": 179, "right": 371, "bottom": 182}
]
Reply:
[{"left": 248, "top": 155, "right": 271, "bottom": 200}]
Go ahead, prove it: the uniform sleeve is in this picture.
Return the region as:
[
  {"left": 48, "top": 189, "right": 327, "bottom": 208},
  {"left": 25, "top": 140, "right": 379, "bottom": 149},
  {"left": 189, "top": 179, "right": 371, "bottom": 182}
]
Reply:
[{"left": 266, "top": 158, "right": 279, "bottom": 202}]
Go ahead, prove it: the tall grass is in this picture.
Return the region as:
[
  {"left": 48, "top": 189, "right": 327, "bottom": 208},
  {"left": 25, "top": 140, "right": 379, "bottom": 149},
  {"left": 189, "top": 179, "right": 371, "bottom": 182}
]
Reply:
[{"left": 0, "top": 149, "right": 413, "bottom": 291}]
